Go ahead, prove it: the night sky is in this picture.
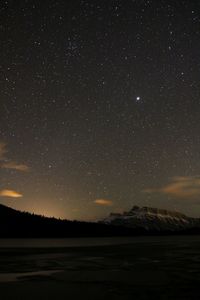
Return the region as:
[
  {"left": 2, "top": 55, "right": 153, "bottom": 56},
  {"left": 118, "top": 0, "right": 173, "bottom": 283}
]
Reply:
[{"left": 1, "top": 0, "right": 200, "bottom": 220}]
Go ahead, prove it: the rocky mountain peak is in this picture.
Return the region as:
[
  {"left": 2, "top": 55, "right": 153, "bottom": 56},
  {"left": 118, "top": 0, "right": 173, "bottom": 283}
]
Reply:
[{"left": 102, "top": 206, "right": 198, "bottom": 231}]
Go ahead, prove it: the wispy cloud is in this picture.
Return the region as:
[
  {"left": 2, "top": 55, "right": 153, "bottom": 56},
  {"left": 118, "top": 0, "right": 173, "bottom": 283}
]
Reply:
[
  {"left": 0, "top": 141, "right": 30, "bottom": 172},
  {"left": 94, "top": 199, "right": 113, "bottom": 206},
  {"left": 144, "top": 176, "right": 200, "bottom": 199},
  {"left": 0, "top": 189, "right": 23, "bottom": 198},
  {"left": 0, "top": 142, "right": 27, "bottom": 200},
  {"left": 1, "top": 161, "right": 29, "bottom": 172},
  {"left": 0, "top": 142, "right": 7, "bottom": 160}
]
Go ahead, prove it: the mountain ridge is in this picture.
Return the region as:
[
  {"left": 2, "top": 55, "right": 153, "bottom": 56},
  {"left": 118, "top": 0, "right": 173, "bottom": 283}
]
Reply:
[
  {"left": 0, "top": 204, "right": 138, "bottom": 238},
  {"left": 0, "top": 204, "right": 200, "bottom": 237},
  {"left": 101, "top": 205, "right": 200, "bottom": 232}
]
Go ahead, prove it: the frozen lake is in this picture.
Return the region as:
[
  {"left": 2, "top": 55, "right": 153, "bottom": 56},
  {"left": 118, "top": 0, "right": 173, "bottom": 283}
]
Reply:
[
  {"left": 1, "top": 235, "right": 200, "bottom": 248},
  {"left": 0, "top": 236, "right": 200, "bottom": 299}
]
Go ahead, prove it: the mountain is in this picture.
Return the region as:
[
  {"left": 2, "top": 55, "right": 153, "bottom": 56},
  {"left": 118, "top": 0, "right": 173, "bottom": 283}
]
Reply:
[
  {"left": 0, "top": 204, "right": 199, "bottom": 238},
  {"left": 0, "top": 204, "right": 135, "bottom": 238},
  {"left": 101, "top": 206, "right": 200, "bottom": 232}
]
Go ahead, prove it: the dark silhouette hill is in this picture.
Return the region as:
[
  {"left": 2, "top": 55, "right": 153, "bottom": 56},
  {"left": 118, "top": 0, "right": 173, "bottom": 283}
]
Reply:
[
  {"left": 0, "top": 204, "right": 200, "bottom": 237},
  {"left": 0, "top": 204, "right": 138, "bottom": 237}
]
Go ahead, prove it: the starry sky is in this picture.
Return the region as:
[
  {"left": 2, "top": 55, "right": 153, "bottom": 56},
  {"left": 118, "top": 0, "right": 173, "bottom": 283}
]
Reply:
[{"left": 0, "top": 0, "right": 200, "bottom": 220}]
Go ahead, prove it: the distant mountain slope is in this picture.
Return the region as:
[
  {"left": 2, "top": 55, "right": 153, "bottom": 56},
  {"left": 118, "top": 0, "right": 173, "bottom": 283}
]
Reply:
[
  {"left": 101, "top": 206, "right": 200, "bottom": 232},
  {"left": 0, "top": 204, "right": 200, "bottom": 237},
  {"left": 0, "top": 204, "right": 135, "bottom": 238}
]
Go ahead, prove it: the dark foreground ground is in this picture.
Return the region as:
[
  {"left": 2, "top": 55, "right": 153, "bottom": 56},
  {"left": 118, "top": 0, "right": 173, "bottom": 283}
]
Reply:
[{"left": 0, "top": 237, "right": 200, "bottom": 300}]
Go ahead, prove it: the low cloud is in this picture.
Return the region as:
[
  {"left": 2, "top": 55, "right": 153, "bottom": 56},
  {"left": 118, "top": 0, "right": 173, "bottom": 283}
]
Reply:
[
  {"left": 144, "top": 176, "right": 200, "bottom": 199},
  {"left": 1, "top": 161, "right": 29, "bottom": 172},
  {"left": 94, "top": 199, "right": 113, "bottom": 206},
  {"left": 0, "top": 189, "right": 23, "bottom": 198}
]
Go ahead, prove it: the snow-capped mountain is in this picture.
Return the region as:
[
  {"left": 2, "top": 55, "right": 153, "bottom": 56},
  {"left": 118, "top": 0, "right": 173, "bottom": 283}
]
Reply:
[{"left": 101, "top": 206, "right": 199, "bottom": 231}]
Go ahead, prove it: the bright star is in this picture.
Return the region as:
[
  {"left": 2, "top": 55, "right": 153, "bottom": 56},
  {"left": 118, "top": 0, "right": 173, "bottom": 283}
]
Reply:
[{"left": 136, "top": 96, "right": 141, "bottom": 101}]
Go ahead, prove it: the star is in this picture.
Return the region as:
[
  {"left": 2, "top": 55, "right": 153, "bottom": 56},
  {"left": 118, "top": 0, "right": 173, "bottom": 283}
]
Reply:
[{"left": 136, "top": 96, "right": 141, "bottom": 102}]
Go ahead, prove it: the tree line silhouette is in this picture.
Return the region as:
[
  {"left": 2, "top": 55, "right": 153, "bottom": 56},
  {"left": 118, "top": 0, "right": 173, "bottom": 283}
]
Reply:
[{"left": 0, "top": 204, "right": 200, "bottom": 237}]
